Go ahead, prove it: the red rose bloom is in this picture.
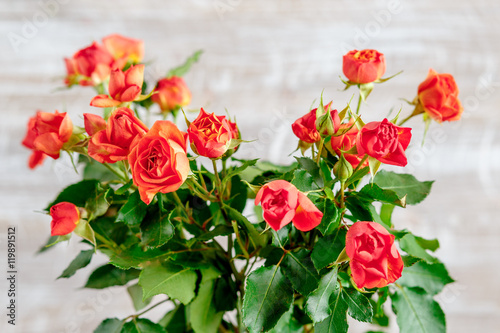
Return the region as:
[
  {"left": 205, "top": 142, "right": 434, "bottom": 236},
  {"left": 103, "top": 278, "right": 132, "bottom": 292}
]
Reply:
[
  {"left": 346, "top": 221, "right": 403, "bottom": 289},
  {"left": 356, "top": 119, "right": 411, "bottom": 167},
  {"left": 417, "top": 69, "right": 463, "bottom": 123},
  {"left": 102, "top": 34, "right": 144, "bottom": 65},
  {"left": 85, "top": 107, "right": 148, "bottom": 163},
  {"left": 292, "top": 102, "right": 340, "bottom": 143},
  {"left": 22, "top": 110, "right": 73, "bottom": 168},
  {"left": 151, "top": 76, "right": 192, "bottom": 112},
  {"left": 330, "top": 121, "right": 368, "bottom": 169},
  {"left": 90, "top": 64, "right": 145, "bottom": 108},
  {"left": 50, "top": 202, "right": 80, "bottom": 236},
  {"left": 255, "top": 180, "right": 322, "bottom": 232},
  {"left": 343, "top": 49, "right": 386, "bottom": 84},
  {"left": 188, "top": 108, "right": 233, "bottom": 159},
  {"left": 65, "top": 41, "right": 114, "bottom": 86},
  {"left": 128, "top": 120, "right": 190, "bottom": 205}
]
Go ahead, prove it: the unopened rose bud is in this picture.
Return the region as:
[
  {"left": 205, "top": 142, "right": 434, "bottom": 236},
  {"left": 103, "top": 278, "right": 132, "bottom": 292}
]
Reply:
[
  {"left": 316, "top": 112, "right": 336, "bottom": 137},
  {"left": 333, "top": 154, "right": 353, "bottom": 181}
]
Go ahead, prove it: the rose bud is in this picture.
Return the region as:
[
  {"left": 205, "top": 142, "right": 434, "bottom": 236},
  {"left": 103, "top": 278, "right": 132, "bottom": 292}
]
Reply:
[
  {"left": 151, "top": 76, "right": 192, "bottom": 113},
  {"left": 330, "top": 121, "right": 368, "bottom": 169},
  {"left": 90, "top": 64, "right": 145, "bottom": 108},
  {"left": 292, "top": 102, "right": 340, "bottom": 143},
  {"left": 333, "top": 154, "right": 353, "bottom": 182},
  {"left": 65, "top": 41, "right": 114, "bottom": 86},
  {"left": 356, "top": 119, "right": 411, "bottom": 167},
  {"left": 346, "top": 221, "right": 403, "bottom": 289},
  {"left": 343, "top": 49, "right": 386, "bottom": 84},
  {"left": 188, "top": 108, "right": 233, "bottom": 159},
  {"left": 22, "top": 110, "right": 73, "bottom": 167},
  {"left": 128, "top": 120, "right": 190, "bottom": 205},
  {"left": 85, "top": 107, "right": 148, "bottom": 163},
  {"left": 50, "top": 202, "right": 81, "bottom": 236},
  {"left": 417, "top": 69, "right": 463, "bottom": 123},
  {"left": 102, "top": 34, "right": 144, "bottom": 66},
  {"left": 255, "top": 180, "right": 322, "bottom": 232}
]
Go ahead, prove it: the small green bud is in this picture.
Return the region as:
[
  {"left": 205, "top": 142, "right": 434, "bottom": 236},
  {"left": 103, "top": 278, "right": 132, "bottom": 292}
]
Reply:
[
  {"left": 316, "top": 112, "right": 336, "bottom": 137},
  {"left": 333, "top": 154, "right": 353, "bottom": 181}
]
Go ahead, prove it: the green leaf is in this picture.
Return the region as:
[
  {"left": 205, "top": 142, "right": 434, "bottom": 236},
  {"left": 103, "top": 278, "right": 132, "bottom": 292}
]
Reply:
[
  {"left": 58, "top": 249, "right": 93, "bottom": 279},
  {"left": 127, "top": 283, "right": 152, "bottom": 311},
  {"left": 224, "top": 205, "right": 267, "bottom": 249},
  {"left": 313, "top": 282, "right": 349, "bottom": 333},
  {"left": 84, "top": 161, "right": 120, "bottom": 182},
  {"left": 358, "top": 183, "right": 406, "bottom": 207},
  {"left": 399, "top": 234, "right": 438, "bottom": 263},
  {"left": 115, "top": 180, "right": 134, "bottom": 195},
  {"left": 272, "top": 225, "right": 290, "bottom": 248},
  {"left": 196, "top": 225, "right": 233, "bottom": 241},
  {"left": 140, "top": 208, "right": 175, "bottom": 248},
  {"left": 402, "top": 255, "right": 422, "bottom": 267},
  {"left": 391, "top": 286, "right": 446, "bottom": 333},
  {"left": 74, "top": 219, "right": 96, "bottom": 246},
  {"left": 116, "top": 190, "right": 149, "bottom": 225},
  {"left": 84, "top": 264, "right": 140, "bottom": 289},
  {"left": 345, "top": 167, "right": 369, "bottom": 188},
  {"left": 86, "top": 184, "right": 112, "bottom": 218},
  {"left": 242, "top": 265, "right": 294, "bottom": 333},
  {"left": 305, "top": 266, "right": 339, "bottom": 323},
  {"left": 167, "top": 50, "right": 203, "bottom": 78},
  {"left": 94, "top": 318, "right": 123, "bottom": 333},
  {"left": 121, "top": 318, "right": 166, "bottom": 333},
  {"left": 380, "top": 203, "right": 395, "bottom": 227},
  {"left": 415, "top": 236, "right": 440, "bottom": 252},
  {"left": 189, "top": 268, "right": 223, "bottom": 333},
  {"left": 222, "top": 159, "right": 258, "bottom": 187},
  {"left": 359, "top": 82, "right": 374, "bottom": 101},
  {"left": 295, "top": 157, "right": 324, "bottom": 187},
  {"left": 269, "top": 304, "right": 303, "bottom": 333},
  {"left": 374, "top": 171, "right": 434, "bottom": 205},
  {"left": 399, "top": 261, "right": 454, "bottom": 295},
  {"left": 158, "top": 304, "right": 186, "bottom": 332},
  {"left": 341, "top": 288, "right": 373, "bottom": 323},
  {"left": 291, "top": 169, "right": 319, "bottom": 192},
  {"left": 229, "top": 175, "right": 248, "bottom": 212},
  {"left": 214, "top": 276, "right": 237, "bottom": 312},
  {"left": 46, "top": 179, "right": 100, "bottom": 210},
  {"left": 109, "top": 245, "right": 169, "bottom": 269},
  {"left": 311, "top": 228, "right": 346, "bottom": 270},
  {"left": 281, "top": 249, "right": 319, "bottom": 295},
  {"left": 315, "top": 198, "right": 341, "bottom": 235},
  {"left": 138, "top": 262, "right": 197, "bottom": 305}
]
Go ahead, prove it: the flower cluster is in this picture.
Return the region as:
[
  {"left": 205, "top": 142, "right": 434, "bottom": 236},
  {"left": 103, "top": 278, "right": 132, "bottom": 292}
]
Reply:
[{"left": 25, "top": 40, "right": 460, "bottom": 333}]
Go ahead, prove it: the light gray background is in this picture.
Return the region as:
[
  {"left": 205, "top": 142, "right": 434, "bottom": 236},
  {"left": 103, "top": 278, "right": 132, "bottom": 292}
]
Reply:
[{"left": 1, "top": 0, "right": 499, "bottom": 332}]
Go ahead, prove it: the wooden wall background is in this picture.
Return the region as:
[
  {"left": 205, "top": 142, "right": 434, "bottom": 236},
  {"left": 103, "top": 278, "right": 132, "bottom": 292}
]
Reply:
[{"left": 1, "top": 0, "right": 499, "bottom": 332}]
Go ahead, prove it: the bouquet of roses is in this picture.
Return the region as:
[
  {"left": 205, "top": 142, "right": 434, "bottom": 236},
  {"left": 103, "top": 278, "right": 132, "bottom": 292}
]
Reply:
[{"left": 23, "top": 36, "right": 461, "bottom": 332}]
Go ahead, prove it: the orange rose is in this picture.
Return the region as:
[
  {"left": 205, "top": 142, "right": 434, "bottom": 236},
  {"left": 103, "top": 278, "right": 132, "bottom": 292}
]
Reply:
[
  {"left": 128, "top": 121, "right": 190, "bottom": 204},
  {"left": 85, "top": 107, "right": 148, "bottom": 163},
  {"left": 417, "top": 69, "right": 463, "bottom": 123},
  {"left": 90, "top": 64, "right": 145, "bottom": 108},
  {"left": 102, "top": 34, "right": 144, "bottom": 65},
  {"left": 292, "top": 102, "right": 340, "bottom": 144},
  {"left": 330, "top": 121, "right": 368, "bottom": 169},
  {"left": 151, "top": 76, "right": 192, "bottom": 112},
  {"left": 188, "top": 108, "right": 232, "bottom": 159},
  {"left": 50, "top": 202, "right": 80, "bottom": 236},
  {"left": 255, "top": 180, "right": 323, "bottom": 232},
  {"left": 343, "top": 49, "right": 386, "bottom": 84},
  {"left": 22, "top": 110, "right": 73, "bottom": 168},
  {"left": 356, "top": 119, "right": 411, "bottom": 167},
  {"left": 346, "top": 221, "right": 403, "bottom": 289},
  {"left": 65, "top": 41, "right": 114, "bottom": 86}
]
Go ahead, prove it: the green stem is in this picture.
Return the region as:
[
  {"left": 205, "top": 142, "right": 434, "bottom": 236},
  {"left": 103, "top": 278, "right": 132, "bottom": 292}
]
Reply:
[
  {"left": 339, "top": 181, "right": 346, "bottom": 209},
  {"left": 94, "top": 232, "right": 119, "bottom": 251},
  {"left": 120, "top": 160, "right": 130, "bottom": 182},
  {"left": 232, "top": 220, "right": 249, "bottom": 259},
  {"left": 212, "top": 159, "right": 222, "bottom": 191},
  {"left": 102, "top": 163, "right": 127, "bottom": 182},
  {"left": 355, "top": 91, "right": 362, "bottom": 115},
  {"left": 125, "top": 298, "right": 169, "bottom": 320}
]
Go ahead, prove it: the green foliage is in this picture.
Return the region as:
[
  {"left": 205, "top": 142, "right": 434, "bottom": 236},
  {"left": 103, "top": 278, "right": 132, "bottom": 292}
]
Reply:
[
  {"left": 342, "top": 288, "right": 373, "bottom": 323},
  {"left": 167, "top": 50, "right": 203, "bottom": 78},
  {"left": 84, "top": 264, "right": 140, "bottom": 289},
  {"left": 189, "top": 267, "right": 223, "bottom": 333},
  {"left": 391, "top": 286, "right": 446, "bottom": 333},
  {"left": 374, "top": 171, "right": 434, "bottom": 205},
  {"left": 138, "top": 262, "right": 197, "bottom": 305},
  {"left": 46, "top": 179, "right": 100, "bottom": 210},
  {"left": 127, "top": 283, "right": 152, "bottom": 311},
  {"left": 121, "top": 318, "right": 166, "bottom": 333},
  {"left": 58, "top": 249, "right": 93, "bottom": 279},
  {"left": 281, "top": 249, "right": 319, "bottom": 295},
  {"left": 311, "top": 228, "right": 346, "bottom": 270},
  {"left": 305, "top": 266, "right": 339, "bottom": 323},
  {"left": 140, "top": 205, "right": 175, "bottom": 248},
  {"left": 94, "top": 318, "right": 123, "bottom": 333},
  {"left": 116, "top": 190, "right": 149, "bottom": 225},
  {"left": 398, "top": 261, "right": 454, "bottom": 295},
  {"left": 242, "top": 265, "right": 294, "bottom": 333}
]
